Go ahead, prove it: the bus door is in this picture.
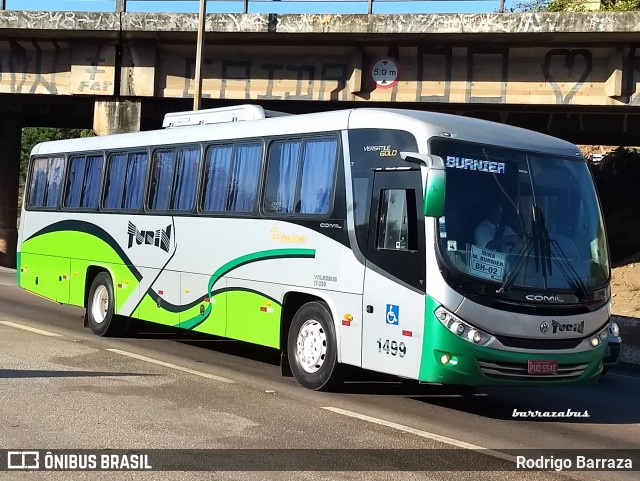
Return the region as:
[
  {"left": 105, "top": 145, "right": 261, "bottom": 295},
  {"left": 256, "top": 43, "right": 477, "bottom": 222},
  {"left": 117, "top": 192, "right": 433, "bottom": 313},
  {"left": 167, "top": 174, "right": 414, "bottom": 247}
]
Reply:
[{"left": 361, "top": 169, "right": 426, "bottom": 378}]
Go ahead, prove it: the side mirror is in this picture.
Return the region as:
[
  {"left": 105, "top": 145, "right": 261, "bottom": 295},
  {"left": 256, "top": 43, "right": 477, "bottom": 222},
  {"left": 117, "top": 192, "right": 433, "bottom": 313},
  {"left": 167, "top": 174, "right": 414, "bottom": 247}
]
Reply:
[
  {"left": 424, "top": 168, "right": 446, "bottom": 218},
  {"left": 400, "top": 152, "right": 446, "bottom": 218}
]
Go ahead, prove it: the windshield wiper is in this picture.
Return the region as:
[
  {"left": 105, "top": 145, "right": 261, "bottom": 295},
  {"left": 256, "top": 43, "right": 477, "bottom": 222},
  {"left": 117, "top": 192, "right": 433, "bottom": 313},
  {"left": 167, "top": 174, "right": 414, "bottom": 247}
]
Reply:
[
  {"left": 537, "top": 209, "right": 589, "bottom": 300},
  {"left": 549, "top": 239, "right": 590, "bottom": 300},
  {"left": 496, "top": 210, "right": 590, "bottom": 299},
  {"left": 537, "top": 208, "right": 551, "bottom": 287},
  {"left": 498, "top": 203, "right": 542, "bottom": 294},
  {"left": 496, "top": 233, "right": 535, "bottom": 294}
]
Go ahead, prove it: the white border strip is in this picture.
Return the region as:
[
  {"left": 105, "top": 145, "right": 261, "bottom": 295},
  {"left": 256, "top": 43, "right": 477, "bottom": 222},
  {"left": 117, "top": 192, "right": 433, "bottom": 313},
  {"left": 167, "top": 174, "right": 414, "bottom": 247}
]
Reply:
[
  {"left": 106, "top": 348, "right": 235, "bottom": 384},
  {"left": 322, "top": 406, "right": 516, "bottom": 463},
  {"left": 0, "top": 320, "right": 63, "bottom": 337}
]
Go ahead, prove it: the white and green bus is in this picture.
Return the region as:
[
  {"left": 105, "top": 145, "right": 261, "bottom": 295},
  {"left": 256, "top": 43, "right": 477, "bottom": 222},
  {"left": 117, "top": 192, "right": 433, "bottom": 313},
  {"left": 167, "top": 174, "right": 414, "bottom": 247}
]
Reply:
[{"left": 17, "top": 105, "right": 611, "bottom": 390}]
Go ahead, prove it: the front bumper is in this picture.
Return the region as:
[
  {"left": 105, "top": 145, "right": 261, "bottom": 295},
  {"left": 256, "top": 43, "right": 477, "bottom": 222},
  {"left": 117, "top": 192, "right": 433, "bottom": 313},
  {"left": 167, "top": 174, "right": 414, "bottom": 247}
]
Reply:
[{"left": 420, "top": 317, "right": 606, "bottom": 386}]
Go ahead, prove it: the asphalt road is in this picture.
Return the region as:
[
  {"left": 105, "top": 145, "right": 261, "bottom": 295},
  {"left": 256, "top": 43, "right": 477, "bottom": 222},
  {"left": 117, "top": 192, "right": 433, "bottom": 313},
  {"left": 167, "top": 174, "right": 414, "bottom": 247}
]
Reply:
[{"left": 0, "top": 267, "right": 638, "bottom": 481}]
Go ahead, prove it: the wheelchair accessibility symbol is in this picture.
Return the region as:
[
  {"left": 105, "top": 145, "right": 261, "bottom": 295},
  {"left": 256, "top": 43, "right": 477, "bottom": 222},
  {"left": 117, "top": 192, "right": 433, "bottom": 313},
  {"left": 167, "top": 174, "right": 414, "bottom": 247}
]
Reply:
[{"left": 386, "top": 304, "right": 399, "bottom": 325}]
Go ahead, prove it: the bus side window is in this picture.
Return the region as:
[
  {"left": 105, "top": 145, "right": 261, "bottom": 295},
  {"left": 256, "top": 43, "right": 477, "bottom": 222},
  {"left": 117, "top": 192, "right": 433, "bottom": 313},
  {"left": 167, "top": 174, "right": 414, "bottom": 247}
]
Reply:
[
  {"left": 27, "top": 156, "right": 65, "bottom": 209},
  {"left": 64, "top": 156, "right": 86, "bottom": 208},
  {"left": 202, "top": 145, "right": 233, "bottom": 212},
  {"left": 103, "top": 153, "right": 127, "bottom": 209},
  {"left": 264, "top": 140, "right": 302, "bottom": 214},
  {"left": 201, "top": 143, "right": 261, "bottom": 213},
  {"left": 27, "top": 158, "right": 50, "bottom": 207},
  {"left": 149, "top": 150, "right": 176, "bottom": 211},
  {"left": 377, "top": 189, "right": 416, "bottom": 251},
  {"left": 263, "top": 137, "right": 337, "bottom": 215},
  {"left": 298, "top": 139, "right": 337, "bottom": 214},
  {"left": 122, "top": 152, "right": 148, "bottom": 210},
  {"left": 80, "top": 155, "right": 104, "bottom": 209},
  {"left": 44, "top": 157, "right": 65, "bottom": 208},
  {"left": 171, "top": 147, "right": 201, "bottom": 211},
  {"left": 63, "top": 154, "right": 103, "bottom": 210},
  {"left": 227, "top": 143, "right": 262, "bottom": 212}
]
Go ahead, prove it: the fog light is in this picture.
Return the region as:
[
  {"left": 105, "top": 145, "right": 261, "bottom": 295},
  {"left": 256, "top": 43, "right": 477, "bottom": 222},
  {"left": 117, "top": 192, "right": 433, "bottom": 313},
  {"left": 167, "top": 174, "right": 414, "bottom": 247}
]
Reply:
[
  {"left": 611, "top": 322, "right": 619, "bottom": 337},
  {"left": 440, "top": 354, "right": 452, "bottom": 365},
  {"left": 590, "top": 337, "right": 600, "bottom": 348}
]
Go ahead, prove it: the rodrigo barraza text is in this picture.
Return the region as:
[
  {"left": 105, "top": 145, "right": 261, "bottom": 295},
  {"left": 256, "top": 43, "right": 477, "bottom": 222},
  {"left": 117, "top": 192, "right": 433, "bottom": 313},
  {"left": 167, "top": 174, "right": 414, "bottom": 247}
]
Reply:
[{"left": 516, "top": 456, "right": 632, "bottom": 471}]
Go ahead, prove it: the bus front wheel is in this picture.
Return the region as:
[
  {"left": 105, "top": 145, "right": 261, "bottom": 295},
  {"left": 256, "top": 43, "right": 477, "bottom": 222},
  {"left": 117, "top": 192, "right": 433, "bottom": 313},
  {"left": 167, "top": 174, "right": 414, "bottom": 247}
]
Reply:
[
  {"left": 287, "top": 301, "right": 342, "bottom": 391},
  {"left": 87, "top": 272, "right": 120, "bottom": 337}
]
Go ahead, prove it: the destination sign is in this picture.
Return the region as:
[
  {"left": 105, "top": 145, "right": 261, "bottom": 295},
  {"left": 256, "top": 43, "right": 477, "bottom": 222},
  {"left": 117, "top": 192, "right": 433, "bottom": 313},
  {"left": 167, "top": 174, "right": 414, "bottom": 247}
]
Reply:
[{"left": 469, "top": 245, "right": 506, "bottom": 282}]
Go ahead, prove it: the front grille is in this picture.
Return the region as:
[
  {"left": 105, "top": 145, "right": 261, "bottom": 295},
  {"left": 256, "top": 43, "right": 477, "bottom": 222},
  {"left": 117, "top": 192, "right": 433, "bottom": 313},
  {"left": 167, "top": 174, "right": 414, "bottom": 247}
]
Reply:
[
  {"left": 478, "top": 360, "right": 588, "bottom": 381},
  {"left": 495, "top": 336, "right": 583, "bottom": 350}
]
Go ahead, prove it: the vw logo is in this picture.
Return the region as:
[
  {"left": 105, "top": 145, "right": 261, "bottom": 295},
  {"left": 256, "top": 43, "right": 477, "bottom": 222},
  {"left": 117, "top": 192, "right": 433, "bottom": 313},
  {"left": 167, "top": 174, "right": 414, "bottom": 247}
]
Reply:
[{"left": 540, "top": 322, "right": 550, "bottom": 334}]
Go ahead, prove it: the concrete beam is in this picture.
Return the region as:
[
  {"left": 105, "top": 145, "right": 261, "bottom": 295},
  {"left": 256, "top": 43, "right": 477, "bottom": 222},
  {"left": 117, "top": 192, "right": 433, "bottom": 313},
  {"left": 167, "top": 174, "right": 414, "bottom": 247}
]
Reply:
[
  {"left": 1, "top": 10, "right": 640, "bottom": 109},
  {"left": 0, "top": 41, "right": 116, "bottom": 96},
  {"left": 117, "top": 12, "right": 640, "bottom": 38},
  {"left": 2, "top": 11, "right": 640, "bottom": 38},
  {"left": 0, "top": 11, "right": 120, "bottom": 36},
  {"left": 147, "top": 44, "right": 637, "bottom": 107},
  {"left": 93, "top": 99, "right": 141, "bottom": 135}
]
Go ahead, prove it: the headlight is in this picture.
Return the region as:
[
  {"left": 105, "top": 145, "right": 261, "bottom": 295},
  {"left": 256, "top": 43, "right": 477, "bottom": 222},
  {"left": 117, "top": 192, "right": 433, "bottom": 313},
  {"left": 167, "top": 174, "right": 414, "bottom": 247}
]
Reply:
[
  {"left": 587, "top": 324, "right": 610, "bottom": 349},
  {"left": 468, "top": 330, "right": 483, "bottom": 344},
  {"left": 610, "top": 321, "right": 620, "bottom": 338},
  {"left": 453, "top": 322, "right": 465, "bottom": 336},
  {"left": 435, "top": 306, "right": 494, "bottom": 346}
]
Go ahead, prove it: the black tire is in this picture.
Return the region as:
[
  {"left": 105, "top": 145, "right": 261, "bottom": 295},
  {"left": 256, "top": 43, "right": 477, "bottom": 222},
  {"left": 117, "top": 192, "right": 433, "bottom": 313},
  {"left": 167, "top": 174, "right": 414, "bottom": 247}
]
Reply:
[
  {"left": 86, "top": 272, "right": 121, "bottom": 337},
  {"left": 287, "top": 301, "right": 342, "bottom": 391}
]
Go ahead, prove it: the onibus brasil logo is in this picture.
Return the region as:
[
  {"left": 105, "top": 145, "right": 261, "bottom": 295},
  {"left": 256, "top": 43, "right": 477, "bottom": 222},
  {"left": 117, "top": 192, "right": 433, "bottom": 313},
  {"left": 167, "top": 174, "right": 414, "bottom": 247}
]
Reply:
[{"left": 127, "top": 222, "right": 172, "bottom": 252}]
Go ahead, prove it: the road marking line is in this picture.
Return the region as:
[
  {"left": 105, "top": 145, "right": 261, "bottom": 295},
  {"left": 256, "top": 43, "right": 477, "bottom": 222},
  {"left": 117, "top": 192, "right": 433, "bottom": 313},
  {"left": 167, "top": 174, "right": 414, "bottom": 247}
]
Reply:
[
  {"left": 322, "top": 406, "right": 515, "bottom": 463},
  {"left": 0, "top": 320, "right": 63, "bottom": 337},
  {"left": 106, "top": 348, "right": 235, "bottom": 384}
]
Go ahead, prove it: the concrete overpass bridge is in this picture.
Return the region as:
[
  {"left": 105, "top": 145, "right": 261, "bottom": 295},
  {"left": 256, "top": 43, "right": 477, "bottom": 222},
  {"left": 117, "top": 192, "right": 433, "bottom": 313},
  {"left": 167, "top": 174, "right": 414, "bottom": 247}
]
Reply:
[{"left": 1, "top": 5, "right": 640, "bottom": 265}]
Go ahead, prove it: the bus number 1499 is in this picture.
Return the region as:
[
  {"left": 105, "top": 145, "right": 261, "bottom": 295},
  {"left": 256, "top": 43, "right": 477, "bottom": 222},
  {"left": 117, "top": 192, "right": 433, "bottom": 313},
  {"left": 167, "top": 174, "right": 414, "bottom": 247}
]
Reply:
[{"left": 377, "top": 339, "right": 407, "bottom": 357}]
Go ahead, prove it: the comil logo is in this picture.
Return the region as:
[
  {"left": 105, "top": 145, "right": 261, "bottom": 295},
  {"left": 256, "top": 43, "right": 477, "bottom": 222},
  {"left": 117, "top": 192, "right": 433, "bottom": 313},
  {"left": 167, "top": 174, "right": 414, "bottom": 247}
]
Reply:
[
  {"left": 526, "top": 294, "right": 565, "bottom": 303},
  {"left": 127, "top": 222, "right": 172, "bottom": 252}
]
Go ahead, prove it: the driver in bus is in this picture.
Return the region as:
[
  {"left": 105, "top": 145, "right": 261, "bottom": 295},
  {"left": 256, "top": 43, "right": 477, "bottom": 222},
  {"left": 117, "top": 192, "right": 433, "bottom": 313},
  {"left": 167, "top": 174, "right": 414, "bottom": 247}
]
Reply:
[{"left": 474, "top": 200, "right": 520, "bottom": 252}]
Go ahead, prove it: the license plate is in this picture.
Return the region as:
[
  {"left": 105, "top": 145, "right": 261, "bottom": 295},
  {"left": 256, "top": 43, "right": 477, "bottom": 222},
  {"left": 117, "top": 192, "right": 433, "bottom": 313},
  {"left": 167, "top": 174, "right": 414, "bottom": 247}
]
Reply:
[{"left": 527, "top": 359, "right": 558, "bottom": 375}]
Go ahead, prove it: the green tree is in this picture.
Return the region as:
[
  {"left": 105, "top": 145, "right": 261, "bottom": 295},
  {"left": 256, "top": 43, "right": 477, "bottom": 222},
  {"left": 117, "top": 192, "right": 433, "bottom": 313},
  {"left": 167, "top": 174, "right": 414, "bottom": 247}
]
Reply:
[{"left": 512, "top": 0, "right": 640, "bottom": 11}]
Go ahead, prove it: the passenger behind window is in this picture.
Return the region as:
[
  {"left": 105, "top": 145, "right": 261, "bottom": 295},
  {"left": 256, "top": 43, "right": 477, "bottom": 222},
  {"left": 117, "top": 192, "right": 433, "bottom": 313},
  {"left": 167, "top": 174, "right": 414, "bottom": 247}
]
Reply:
[{"left": 474, "top": 200, "right": 520, "bottom": 252}]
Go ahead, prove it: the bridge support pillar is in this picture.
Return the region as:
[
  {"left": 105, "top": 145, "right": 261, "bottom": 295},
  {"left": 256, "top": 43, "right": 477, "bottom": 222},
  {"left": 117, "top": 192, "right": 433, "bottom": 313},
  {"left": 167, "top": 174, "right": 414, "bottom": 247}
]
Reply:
[
  {"left": 0, "top": 117, "right": 21, "bottom": 268},
  {"left": 93, "top": 98, "right": 142, "bottom": 136}
]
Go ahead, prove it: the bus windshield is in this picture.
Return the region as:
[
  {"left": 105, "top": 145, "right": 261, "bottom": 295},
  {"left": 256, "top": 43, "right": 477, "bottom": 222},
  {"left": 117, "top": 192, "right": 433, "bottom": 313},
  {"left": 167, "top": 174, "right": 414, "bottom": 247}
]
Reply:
[{"left": 431, "top": 138, "right": 609, "bottom": 293}]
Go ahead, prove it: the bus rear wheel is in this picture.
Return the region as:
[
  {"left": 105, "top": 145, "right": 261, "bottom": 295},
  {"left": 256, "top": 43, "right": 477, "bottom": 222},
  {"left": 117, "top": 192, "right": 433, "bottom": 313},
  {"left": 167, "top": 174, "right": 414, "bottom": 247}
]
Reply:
[
  {"left": 87, "top": 272, "right": 120, "bottom": 337},
  {"left": 287, "top": 301, "right": 342, "bottom": 391}
]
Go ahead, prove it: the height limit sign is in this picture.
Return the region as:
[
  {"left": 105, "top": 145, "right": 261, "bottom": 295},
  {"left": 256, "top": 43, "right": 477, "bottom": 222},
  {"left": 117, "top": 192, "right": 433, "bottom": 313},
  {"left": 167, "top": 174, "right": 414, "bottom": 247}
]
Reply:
[{"left": 371, "top": 57, "right": 399, "bottom": 89}]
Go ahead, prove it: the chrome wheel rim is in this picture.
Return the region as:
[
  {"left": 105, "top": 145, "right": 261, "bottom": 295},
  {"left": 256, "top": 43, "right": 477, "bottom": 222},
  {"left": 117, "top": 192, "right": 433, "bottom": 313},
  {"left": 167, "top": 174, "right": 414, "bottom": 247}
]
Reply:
[
  {"left": 295, "top": 319, "right": 327, "bottom": 374},
  {"left": 91, "top": 285, "right": 109, "bottom": 324}
]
